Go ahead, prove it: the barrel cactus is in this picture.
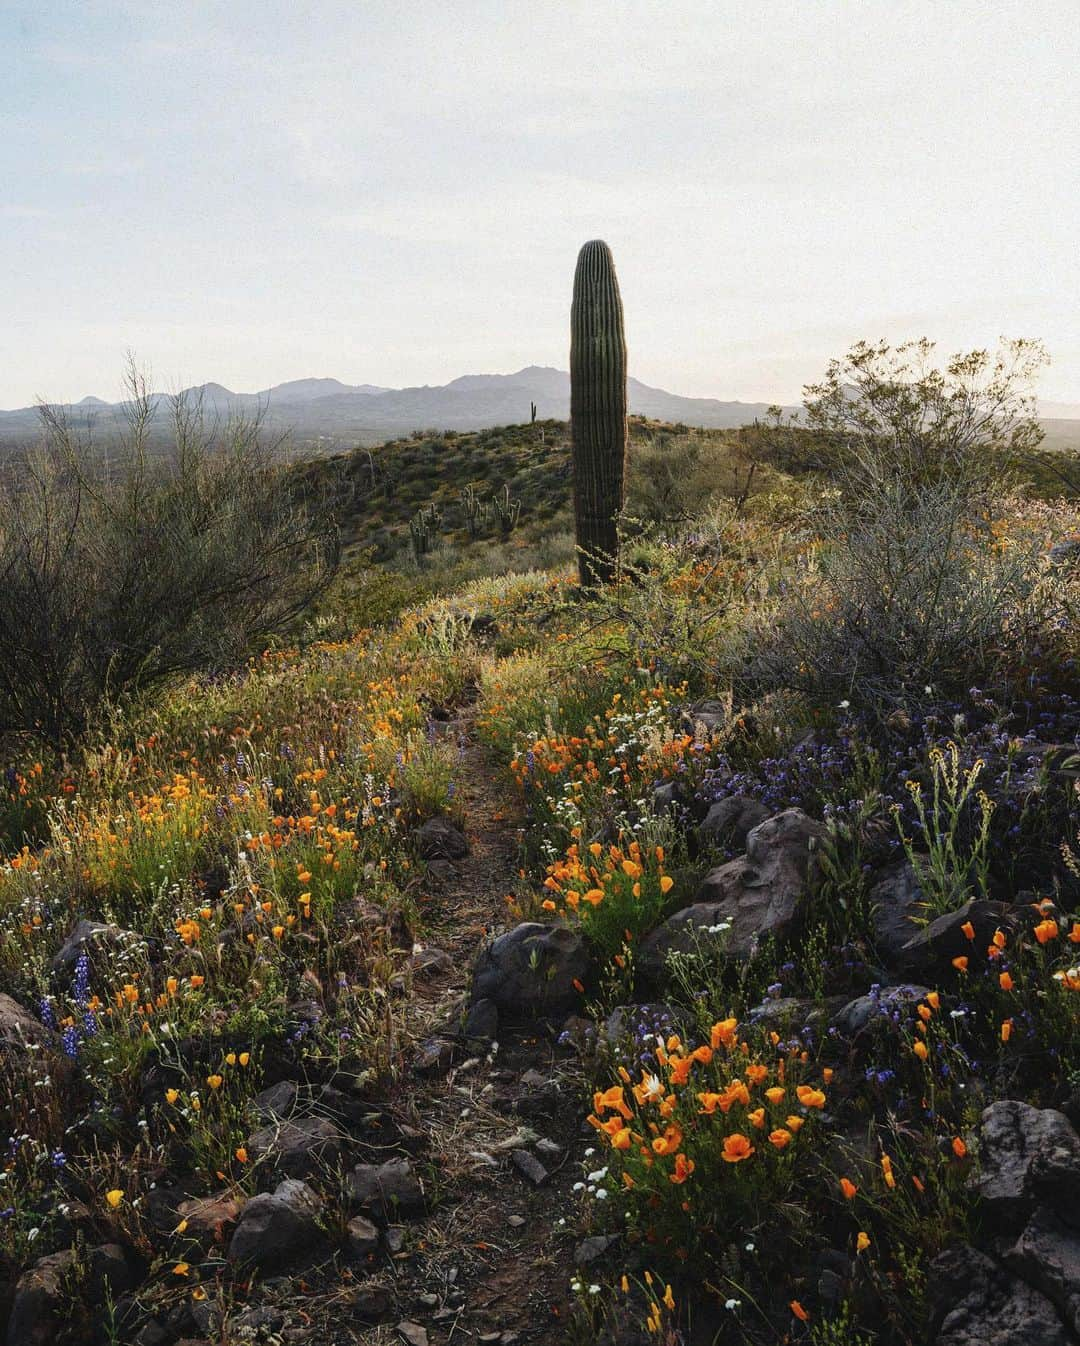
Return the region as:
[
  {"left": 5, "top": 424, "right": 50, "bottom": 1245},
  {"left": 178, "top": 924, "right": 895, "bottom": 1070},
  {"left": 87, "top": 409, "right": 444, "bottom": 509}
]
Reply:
[{"left": 570, "top": 239, "right": 627, "bottom": 586}]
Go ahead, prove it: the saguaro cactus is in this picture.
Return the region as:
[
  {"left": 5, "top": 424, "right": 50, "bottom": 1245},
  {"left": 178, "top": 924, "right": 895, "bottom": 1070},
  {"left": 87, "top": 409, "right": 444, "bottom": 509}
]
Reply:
[{"left": 570, "top": 239, "right": 627, "bottom": 586}]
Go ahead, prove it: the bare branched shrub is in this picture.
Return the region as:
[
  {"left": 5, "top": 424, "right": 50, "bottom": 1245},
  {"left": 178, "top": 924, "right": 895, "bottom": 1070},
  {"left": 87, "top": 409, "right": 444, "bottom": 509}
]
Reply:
[{"left": 0, "top": 365, "right": 339, "bottom": 745}]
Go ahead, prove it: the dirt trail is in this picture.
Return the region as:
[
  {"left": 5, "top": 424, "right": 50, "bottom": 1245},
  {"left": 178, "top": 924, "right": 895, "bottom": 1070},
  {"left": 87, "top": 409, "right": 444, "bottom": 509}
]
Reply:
[{"left": 366, "top": 714, "right": 587, "bottom": 1345}]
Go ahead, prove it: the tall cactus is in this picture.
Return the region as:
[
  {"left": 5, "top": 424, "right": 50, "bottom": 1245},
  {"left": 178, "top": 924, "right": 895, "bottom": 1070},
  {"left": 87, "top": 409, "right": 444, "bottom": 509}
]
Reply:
[{"left": 570, "top": 239, "right": 627, "bottom": 586}]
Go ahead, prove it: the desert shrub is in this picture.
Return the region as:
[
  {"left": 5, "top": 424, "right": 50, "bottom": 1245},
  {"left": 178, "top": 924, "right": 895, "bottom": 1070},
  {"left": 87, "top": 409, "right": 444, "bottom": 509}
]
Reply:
[
  {"left": 751, "top": 473, "right": 1041, "bottom": 718},
  {"left": 0, "top": 369, "right": 339, "bottom": 745}
]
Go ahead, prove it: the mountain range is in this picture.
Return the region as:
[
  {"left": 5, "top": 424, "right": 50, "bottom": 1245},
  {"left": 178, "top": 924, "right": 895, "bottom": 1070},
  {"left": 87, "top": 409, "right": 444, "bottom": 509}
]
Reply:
[{"left": 0, "top": 367, "right": 793, "bottom": 449}]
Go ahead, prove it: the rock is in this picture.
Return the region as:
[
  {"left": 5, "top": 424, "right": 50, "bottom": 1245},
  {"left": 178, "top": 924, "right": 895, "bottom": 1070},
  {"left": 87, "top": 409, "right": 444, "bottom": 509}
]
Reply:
[
  {"left": 1004, "top": 1205, "right": 1080, "bottom": 1335},
  {"left": 174, "top": 1191, "right": 243, "bottom": 1249},
  {"left": 640, "top": 809, "right": 824, "bottom": 976},
  {"left": 6, "top": 1249, "right": 75, "bottom": 1346},
  {"left": 352, "top": 898, "right": 413, "bottom": 950},
  {"left": 348, "top": 1158, "right": 425, "bottom": 1219},
  {"left": 514, "top": 1069, "right": 560, "bottom": 1119},
  {"left": 414, "top": 1038, "right": 455, "bottom": 1075},
  {"left": 975, "top": 1100, "right": 1080, "bottom": 1230},
  {"left": 462, "top": 998, "right": 499, "bottom": 1041},
  {"left": 253, "top": 1080, "right": 298, "bottom": 1120},
  {"left": 927, "top": 1243, "right": 1069, "bottom": 1345},
  {"left": 651, "top": 781, "right": 684, "bottom": 815},
  {"left": 471, "top": 923, "right": 590, "bottom": 1018},
  {"left": 86, "top": 1243, "right": 135, "bottom": 1303},
  {"left": 384, "top": 1226, "right": 406, "bottom": 1254},
  {"left": 900, "top": 899, "right": 1017, "bottom": 980},
  {"left": 347, "top": 1214, "right": 380, "bottom": 1257},
  {"left": 867, "top": 863, "right": 926, "bottom": 966},
  {"left": 699, "top": 796, "right": 771, "bottom": 852},
  {"left": 575, "top": 1234, "right": 619, "bottom": 1265},
  {"left": 50, "top": 918, "right": 143, "bottom": 979},
  {"left": 0, "top": 993, "right": 73, "bottom": 1091},
  {"left": 602, "top": 1003, "right": 684, "bottom": 1061},
  {"left": 749, "top": 995, "right": 847, "bottom": 1030},
  {"left": 510, "top": 1149, "right": 548, "bottom": 1185},
  {"left": 398, "top": 1323, "right": 429, "bottom": 1346},
  {"left": 227, "top": 1179, "right": 323, "bottom": 1271},
  {"left": 409, "top": 946, "right": 455, "bottom": 979},
  {"left": 680, "top": 699, "right": 728, "bottom": 736},
  {"left": 246, "top": 1115, "right": 347, "bottom": 1180},
  {"left": 507, "top": 1214, "right": 526, "bottom": 1228},
  {"left": 832, "top": 985, "right": 932, "bottom": 1037},
  {"left": 132, "top": 1323, "right": 171, "bottom": 1346},
  {"left": 416, "top": 816, "right": 468, "bottom": 860}
]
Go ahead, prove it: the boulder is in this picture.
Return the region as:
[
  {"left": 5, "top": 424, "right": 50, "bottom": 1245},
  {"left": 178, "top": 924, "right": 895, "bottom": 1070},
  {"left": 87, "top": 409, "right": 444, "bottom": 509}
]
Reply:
[
  {"left": 867, "top": 863, "right": 926, "bottom": 966},
  {"left": 900, "top": 899, "right": 1017, "bottom": 980},
  {"left": 699, "top": 796, "right": 771, "bottom": 852},
  {"left": 352, "top": 898, "right": 413, "bottom": 951},
  {"left": 832, "top": 985, "right": 932, "bottom": 1037},
  {"left": 346, "top": 1214, "right": 380, "bottom": 1257},
  {"left": 174, "top": 1191, "right": 243, "bottom": 1250},
  {"left": 471, "top": 923, "right": 589, "bottom": 1018},
  {"left": 639, "top": 809, "right": 824, "bottom": 976},
  {"left": 50, "top": 919, "right": 142, "bottom": 979},
  {"left": 227, "top": 1179, "right": 323, "bottom": 1271},
  {"left": 6, "top": 1249, "right": 75, "bottom": 1346},
  {"left": 252, "top": 1080, "right": 298, "bottom": 1121},
  {"left": 1004, "top": 1205, "right": 1080, "bottom": 1335},
  {"left": 246, "top": 1115, "right": 347, "bottom": 1180},
  {"left": 347, "top": 1158, "right": 425, "bottom": 1220},
  {"left": 927, "top": 1243, "right": 1069, "bottom": 1346},
  {"left": 415, "top": 816, "right": 468, "bottom": 860},
  {"left": 85, "top": 1243, "right": 136, "bottom": 1304},
  {"left": 679, "top": 699, "right": 728, "bottom": 736},
  {"left": 462, "top": 998, "right": 499, "bottom": 1042},
  {"left": 0, "top": 993, "right": 73, "bottom": 1091},
  {"left": 974, "top": 1100, "right": 1080, "bottom": 1230}
]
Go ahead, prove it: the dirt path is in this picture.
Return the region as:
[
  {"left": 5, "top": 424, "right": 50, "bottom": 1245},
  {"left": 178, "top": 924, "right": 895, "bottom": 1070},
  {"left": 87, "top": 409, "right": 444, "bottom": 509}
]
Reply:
[{"left": 362, "top": 715, "right": 588, "bottom": 1345}]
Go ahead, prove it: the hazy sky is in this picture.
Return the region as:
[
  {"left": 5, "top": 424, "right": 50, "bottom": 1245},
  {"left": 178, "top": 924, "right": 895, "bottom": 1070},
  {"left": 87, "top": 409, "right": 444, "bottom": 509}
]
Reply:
[{"left": 3, "top": 0, "right": 1079, "bottom": 409}]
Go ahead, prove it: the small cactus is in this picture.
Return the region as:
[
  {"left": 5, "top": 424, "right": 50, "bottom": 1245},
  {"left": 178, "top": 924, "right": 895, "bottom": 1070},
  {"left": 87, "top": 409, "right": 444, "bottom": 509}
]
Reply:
[
  {"left": 570, "top": 239, "right": 627, "bottom": 585},
  {"left": 460, "top": 484, "right": 486, "bottom": 538},
  {"left": 490, "top": 484, "right": 521, "bottom": 538},
  {"left": 409, "top": 502, "right": 441, "bottom": 560},
  {"left": 530, "top": 401, "right": 537, "bottom": 424}
]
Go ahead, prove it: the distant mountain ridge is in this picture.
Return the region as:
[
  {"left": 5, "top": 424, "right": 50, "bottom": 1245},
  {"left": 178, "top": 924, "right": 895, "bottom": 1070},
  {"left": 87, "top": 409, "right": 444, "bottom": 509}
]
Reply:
[{"left": 0, "top": 367, "right": 793, "bottom": 449}]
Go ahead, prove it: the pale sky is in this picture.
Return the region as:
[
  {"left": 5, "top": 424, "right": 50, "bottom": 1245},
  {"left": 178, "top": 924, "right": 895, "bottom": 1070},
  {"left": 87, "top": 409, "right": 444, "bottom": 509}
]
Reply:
[{"left": 3, "top": 0, "right": 1079, "bottom": 409}]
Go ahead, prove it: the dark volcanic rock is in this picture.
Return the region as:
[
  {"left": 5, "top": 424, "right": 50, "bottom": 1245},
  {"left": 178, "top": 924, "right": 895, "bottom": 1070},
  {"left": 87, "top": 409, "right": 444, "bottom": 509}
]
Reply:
[
  {"left": 415, "top": 816, "right": 469, "bottom": 860},
  {"left": 50, "top": 918, "right": 144, "bottom": 978},
  {"left": 174, "top": 1191, "right": 243, "bottom": 1250},
  {"left": 462, "top": 997, "right": 499, "bottom": 1041},
  {"left": 698, "top": 796, "right": 771, "bottom": 852},
  {"left": 227, "top": 1179, "right": 324, "bottom": 1271},
  {"left": 639, "top": 809, "right": 824, "bottom": 976},
  {"left": 832, "top": 985, "right": 931, "bottom": 1037},
  {"left": 6, "top": 1249, "right": 75, "bottom": 1346},
  {"left": 246, "top": 1115, "right": 347, "bottom": 1179},
  {"left": 867, "top": 862, "right": 926, "bottom": 966},
  {"left": 900, "top": 899, "right": 1018, "bottom": 980},
  {"left": 927, "top": 1243, "right": 1069, "bottom": 1346},
  {"left": 347, "top": 1158, "right": 425, "bottom": 1219},
  {"left": 974, "top": 1099, "right": 1080, "bottom": 1230},
  {"left": 471, "top": 922, "right": 589, "bottom": 1018},
  {"left": 1004, "top": 1205, "right": 1080, "bottom": 1335}
]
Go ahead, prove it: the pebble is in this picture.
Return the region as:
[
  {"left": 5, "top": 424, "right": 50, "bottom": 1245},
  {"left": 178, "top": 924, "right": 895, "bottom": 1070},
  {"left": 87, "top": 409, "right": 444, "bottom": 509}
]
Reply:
[
  {"left": 397, "top": 1323, "right": 429, "bottom": 1346},
  {"left": 510, "top": 1149, "right": 549, "bottom": 1185}
]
